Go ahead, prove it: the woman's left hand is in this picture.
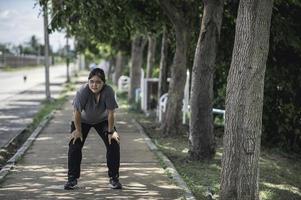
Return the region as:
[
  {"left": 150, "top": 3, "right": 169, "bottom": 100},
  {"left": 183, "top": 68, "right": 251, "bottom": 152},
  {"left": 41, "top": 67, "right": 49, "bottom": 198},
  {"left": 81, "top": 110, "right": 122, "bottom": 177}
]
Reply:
[{"left": 108, "top": 131, "right": 120, "bottom": 145}]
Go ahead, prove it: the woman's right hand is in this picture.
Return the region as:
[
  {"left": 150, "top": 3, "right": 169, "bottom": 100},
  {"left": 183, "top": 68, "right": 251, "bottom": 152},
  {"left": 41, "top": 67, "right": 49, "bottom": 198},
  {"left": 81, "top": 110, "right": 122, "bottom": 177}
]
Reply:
[{"left": 70, "top": 129, "right": 83, "bottom": 144}]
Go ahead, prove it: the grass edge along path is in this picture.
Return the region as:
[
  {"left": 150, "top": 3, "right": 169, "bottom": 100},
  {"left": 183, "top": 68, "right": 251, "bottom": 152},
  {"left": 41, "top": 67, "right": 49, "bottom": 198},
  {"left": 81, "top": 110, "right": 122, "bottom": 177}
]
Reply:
[{"left": 128, "top": 109, "right": 301, "bottom": 200}]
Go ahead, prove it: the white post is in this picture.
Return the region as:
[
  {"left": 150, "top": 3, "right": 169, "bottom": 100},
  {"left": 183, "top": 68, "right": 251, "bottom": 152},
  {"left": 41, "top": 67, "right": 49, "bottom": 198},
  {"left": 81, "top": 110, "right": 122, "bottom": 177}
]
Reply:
[
  {"left": 140, "top": 69, "right": 146, "bottom": 111},
  {"left": 182, "top": 70, "right": 190, "bottom": 124}
]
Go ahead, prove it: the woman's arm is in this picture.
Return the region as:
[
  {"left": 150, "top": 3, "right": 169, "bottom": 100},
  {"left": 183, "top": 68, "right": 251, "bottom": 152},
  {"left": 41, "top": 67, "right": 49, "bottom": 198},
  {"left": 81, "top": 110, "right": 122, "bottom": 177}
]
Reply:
[
  {"left": 70, "top": 110, "right": 83, "bottom": 144},
  {"left": 107, "top": 109, "right": 114, "bottom": 133},
  {"left": 107, "top": 109, "right": 120, "bottom": 144}
]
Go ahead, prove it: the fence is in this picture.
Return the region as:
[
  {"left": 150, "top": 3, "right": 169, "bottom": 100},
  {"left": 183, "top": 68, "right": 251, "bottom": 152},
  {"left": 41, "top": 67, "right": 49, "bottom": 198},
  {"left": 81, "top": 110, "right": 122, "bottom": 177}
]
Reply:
[{"left": 0, "top": 54, "right": 45, "bottom": 68}]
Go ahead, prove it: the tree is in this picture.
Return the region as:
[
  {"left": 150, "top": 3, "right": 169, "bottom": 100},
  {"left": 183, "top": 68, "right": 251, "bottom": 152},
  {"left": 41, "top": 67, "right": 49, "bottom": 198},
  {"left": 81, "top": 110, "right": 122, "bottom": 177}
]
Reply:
[
  {"left": 220, "top": 0, "right": 273, "bottom": 199},
  {"left": 128, "top": 35, "right": 147, "bottom": 102},
  {"left": 114, "top": 50, "right": 125, "bottom": 85},
  {"left": 48, "top": 0, "right": 164, "bottom": 98},
  {"left": 146, "top": 34, "right": 157, "bottom": 78},
  {"left": 157, "top": 26, "right": 169, "bottom": 100},
  {"left": 28, "top": 35, "right": 39, "bottom": 54},
  {"left": 189, "top": 0, "right": 224, "bottom": 160},
  {"left": 209, "top": 0, "right": 301, "bottom": 153},
  {"left": 158, "top": 0, "right": 197, "bottom": 135},
  {"left": 0, "top": 44, "right": 11, "bottom": 54}
]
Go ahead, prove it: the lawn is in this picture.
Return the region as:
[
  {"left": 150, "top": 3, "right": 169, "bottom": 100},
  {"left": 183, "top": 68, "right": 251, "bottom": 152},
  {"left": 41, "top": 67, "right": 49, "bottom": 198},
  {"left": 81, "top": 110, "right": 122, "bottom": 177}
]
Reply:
[{"left": 127, "top": 109, "right": 301, "bottom": 200}]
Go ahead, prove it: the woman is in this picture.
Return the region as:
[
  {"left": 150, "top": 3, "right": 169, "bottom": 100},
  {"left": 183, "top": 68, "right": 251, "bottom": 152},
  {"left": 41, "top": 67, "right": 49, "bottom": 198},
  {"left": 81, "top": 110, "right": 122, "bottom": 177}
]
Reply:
[{"left": 64, "top": 68, "right": 122, "bottom": 190}]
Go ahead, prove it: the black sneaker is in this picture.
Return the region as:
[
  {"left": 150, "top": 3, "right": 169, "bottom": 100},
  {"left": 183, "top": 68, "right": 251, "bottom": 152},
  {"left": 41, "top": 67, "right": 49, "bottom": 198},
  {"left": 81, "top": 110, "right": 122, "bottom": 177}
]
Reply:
[
  {"left": 109, "top": 178, "right": 122, "bottom": 189},
  {"left": 64, "top": 179, "right": 78, "bottom": 190}
]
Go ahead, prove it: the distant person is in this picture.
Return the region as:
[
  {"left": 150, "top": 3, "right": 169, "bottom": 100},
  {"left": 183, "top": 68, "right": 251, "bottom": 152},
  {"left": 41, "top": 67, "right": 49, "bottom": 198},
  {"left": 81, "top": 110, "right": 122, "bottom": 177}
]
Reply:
[
  {"left": 64, "top": 68, "right": 122, "bottom": 190},
  {"left": 23, "top": 75, "right": 27, "bottom": 82}
]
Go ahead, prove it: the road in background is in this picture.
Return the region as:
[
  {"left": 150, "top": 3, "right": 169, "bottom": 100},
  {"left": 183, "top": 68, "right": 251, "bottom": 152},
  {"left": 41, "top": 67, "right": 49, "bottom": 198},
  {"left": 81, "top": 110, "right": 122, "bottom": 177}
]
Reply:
[
  {"left": 0, "top": 64, "right": 77, "bottom": 148},
  {"left": 0, "top": 65, "right": 76, "bottom": 101}
]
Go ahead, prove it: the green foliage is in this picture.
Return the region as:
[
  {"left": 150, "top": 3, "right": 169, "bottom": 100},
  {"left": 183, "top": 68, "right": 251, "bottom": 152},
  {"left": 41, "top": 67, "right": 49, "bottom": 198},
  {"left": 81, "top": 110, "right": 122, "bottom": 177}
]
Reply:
[
  {"left": 0, "top": 44, "right": 10, "bottom": 54},
  {"left": 42, "top": 0, "right": 301, "bottom": 153},
  {"left": 262, "top": 1, "right": 301, "bottom": 152},
  {"left": 214, "top": 1, "right": 301, "bottom": 153},
  {"left": 46, "top": 0, "right": 166, "bottom": 58},
  {"left": 214, "top": 1, "right": 237, "bottom": 109},
  {"left": 0, "top": 35, "right": 45, "bottom": 56},
  {"left": 152, "top": 66, "right": 160, "bottom": 78}
]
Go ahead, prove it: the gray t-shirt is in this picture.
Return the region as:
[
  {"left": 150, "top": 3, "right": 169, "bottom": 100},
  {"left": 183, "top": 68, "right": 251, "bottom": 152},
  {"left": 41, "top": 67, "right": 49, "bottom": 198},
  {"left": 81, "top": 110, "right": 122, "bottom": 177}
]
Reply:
[{"left": 72, "top": 84, "right": 118, "bottom": 124}]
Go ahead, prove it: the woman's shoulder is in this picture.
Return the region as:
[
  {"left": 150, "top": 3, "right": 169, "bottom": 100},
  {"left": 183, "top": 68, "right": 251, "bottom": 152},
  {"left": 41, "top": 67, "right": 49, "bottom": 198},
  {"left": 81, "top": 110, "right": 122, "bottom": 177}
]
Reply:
[
  {"left": 103, "top": 84, "right": 115, "bottom": 93},
  {"left": 77, "top": 83, "right": 90, "bottom": 95},
  {"left": 105, "top": 84, "right": 113, "bottom": 90}
]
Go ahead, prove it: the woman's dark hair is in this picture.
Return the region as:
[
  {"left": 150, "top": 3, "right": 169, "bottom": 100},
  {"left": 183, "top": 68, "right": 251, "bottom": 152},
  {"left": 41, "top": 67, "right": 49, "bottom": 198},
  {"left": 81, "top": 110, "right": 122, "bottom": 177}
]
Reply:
[{"left": 88, "top": 68, "right": 106, "bottom": 83}]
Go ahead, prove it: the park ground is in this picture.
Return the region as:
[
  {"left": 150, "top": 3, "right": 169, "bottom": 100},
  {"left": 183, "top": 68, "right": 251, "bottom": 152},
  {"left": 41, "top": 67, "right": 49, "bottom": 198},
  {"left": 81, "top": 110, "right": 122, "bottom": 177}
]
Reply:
[
  {"left": 125, "top": 96, "right": 301, "bottom": 200},
  {"left": 0, "top": 71, "right": 300, "bottom": 200}
]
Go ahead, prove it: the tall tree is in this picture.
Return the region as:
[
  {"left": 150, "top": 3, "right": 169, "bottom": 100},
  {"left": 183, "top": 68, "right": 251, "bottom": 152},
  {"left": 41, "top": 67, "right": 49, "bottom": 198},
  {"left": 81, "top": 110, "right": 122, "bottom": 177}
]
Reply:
[
  {"left": 28, "top": 35, "right": 39, "bottom": 54},
  {"left": 48, "top": 0, "right": 164, "bottom": 97},
  {"left": 146, "top": 34, "right": 156, "bottom": 78},
  {"left": 114, "top": 50, "right": 125, "bottom": 85},
  {"left": 158, "top": 0, "right": 196, "bottom": 135},
  {"left": 158, "top": 26, "right": 169, "bottom": 100},
  {"left": 189, "top": 0, "right": 224, "bottom": 160},
  {"left": 220, "top": 0, "right": 273, "bottom": 199},
  {"left": 128, "top": 35, "right": 147, "bottom": 103}
]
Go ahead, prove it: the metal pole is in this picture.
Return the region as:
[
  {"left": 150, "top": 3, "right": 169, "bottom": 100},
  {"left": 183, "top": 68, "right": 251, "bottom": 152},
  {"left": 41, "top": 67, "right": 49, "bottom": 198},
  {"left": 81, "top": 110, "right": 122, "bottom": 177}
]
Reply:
[
  {"left": 66, "top": 30, "right": 70, "bottom": 82},
  {"left": 43, "top": 3, "right": 51, "bottom": 100}
]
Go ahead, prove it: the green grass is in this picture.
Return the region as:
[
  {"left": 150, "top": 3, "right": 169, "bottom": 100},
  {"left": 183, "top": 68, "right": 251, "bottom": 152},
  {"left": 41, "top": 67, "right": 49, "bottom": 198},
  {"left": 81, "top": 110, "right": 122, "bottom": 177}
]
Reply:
[
  {"left": 121, "top": 98, "right": 301, "bottom": 200},
  {"left": 27, "top": 80, "right": 76, "bottom": 131},
  {"left": 259, "top": 150, "right": 301, "bottom": 200},
  {"left": 27, "top": 97, "right": 66, "bottom": 132}
]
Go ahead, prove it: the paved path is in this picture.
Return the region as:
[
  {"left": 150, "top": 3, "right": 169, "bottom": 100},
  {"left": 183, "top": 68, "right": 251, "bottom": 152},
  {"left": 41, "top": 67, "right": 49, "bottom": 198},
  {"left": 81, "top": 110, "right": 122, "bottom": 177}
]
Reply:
[{"left": 0, "top": 74, "right": 184, "bottom": 199}]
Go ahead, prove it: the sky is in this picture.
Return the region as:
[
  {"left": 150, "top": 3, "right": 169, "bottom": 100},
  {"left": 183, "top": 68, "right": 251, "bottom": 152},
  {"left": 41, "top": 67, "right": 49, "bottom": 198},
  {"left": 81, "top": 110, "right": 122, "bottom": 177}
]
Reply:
[{"left": 0, "top": 0, "right": 72, "bottom": 51}]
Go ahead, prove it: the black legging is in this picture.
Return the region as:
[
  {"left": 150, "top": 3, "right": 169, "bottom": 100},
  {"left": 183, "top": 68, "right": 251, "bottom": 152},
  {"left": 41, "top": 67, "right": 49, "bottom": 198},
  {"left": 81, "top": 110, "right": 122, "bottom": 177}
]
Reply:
[{"left": 67, "top": 121, "right": 120, "bottom": 180}]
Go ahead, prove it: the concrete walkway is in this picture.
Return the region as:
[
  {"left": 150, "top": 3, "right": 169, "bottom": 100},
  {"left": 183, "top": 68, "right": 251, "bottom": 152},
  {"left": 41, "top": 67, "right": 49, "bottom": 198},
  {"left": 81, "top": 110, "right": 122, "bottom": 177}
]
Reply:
[{"left": 0, "top": 75, "right": 185, "bottom": 199}]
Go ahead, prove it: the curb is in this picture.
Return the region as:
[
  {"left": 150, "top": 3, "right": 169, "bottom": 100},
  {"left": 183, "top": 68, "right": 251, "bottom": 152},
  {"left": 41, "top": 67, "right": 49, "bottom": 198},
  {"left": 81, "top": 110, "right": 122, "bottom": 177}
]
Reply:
[
  {"left": 133, "top": 119, "right": 196, "bottom": 200},
  {"left": 3, "top": 129, "right": 27, "bottom": 149},
  {"left": 0, "top": 111, "right": 54, "bottom": 183}
]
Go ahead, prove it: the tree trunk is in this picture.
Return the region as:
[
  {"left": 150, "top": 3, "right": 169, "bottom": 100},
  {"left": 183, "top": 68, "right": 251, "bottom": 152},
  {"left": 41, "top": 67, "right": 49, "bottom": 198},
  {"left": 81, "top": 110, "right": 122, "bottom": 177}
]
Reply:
[
  {"left": 161, "top": 25, "right": 189, "bottom": 135},
  {"left": 189, "top": 0, "right": 224, "bottom": 160},
  {"left": 108, "top": 58, "right": 114, "bottom": 82},
  {"left": 146, "top": 35, "right": 156, "bottom": 78},
  {"left": 158, "top": 26, "right": 169, "bottom": 100},
  {"left": 114, "top": 50, "right": 124, "bottom": 85},
  {"left": 220, "top": 0, "right": 273, "bottom": 199},
  {"left": 128, "top": 35, "right": 146, "bottom": 103},
  {"left": 159, "top": 1, "right": 192, "bottom": 135},
  {"left": 84, "top": 55, "right": 89, "bottom": 70}
]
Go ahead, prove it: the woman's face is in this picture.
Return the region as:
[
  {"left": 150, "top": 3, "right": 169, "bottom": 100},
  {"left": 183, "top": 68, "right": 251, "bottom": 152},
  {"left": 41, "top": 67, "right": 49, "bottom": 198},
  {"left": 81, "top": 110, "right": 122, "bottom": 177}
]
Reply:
[{"left": 88, "top": 75, "right": 104, "bottom": 94}]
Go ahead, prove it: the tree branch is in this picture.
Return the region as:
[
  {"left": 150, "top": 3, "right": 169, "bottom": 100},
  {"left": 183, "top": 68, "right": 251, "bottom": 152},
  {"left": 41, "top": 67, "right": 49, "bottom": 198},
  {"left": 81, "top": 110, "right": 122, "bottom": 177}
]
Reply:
[{"left": 158, "top": 0, "right": 182, "bottom": 27}]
